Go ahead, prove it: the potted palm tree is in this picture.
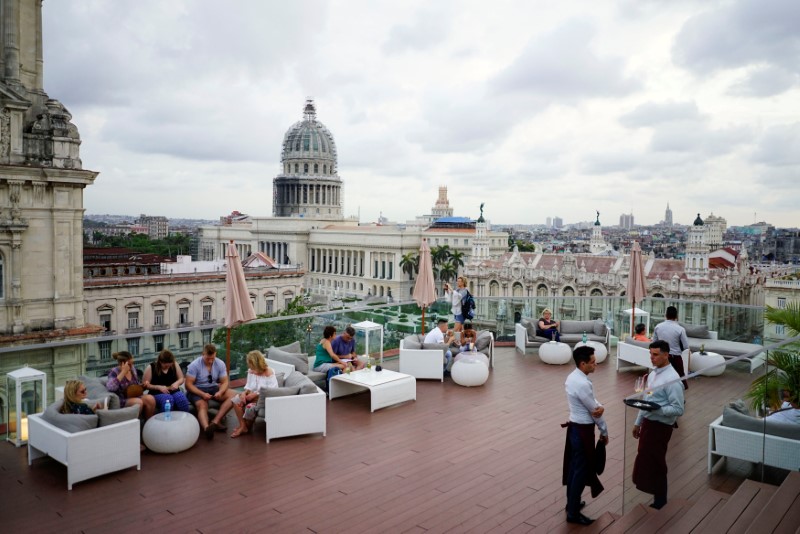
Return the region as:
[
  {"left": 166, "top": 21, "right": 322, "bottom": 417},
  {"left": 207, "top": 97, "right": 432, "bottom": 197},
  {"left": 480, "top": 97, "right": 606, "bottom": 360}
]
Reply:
[{"left": 745, "top": 302, "right": 800, "bottom": 413}]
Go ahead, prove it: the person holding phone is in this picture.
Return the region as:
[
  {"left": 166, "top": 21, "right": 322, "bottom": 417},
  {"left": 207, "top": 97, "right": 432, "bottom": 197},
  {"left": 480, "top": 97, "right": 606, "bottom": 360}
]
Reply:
[{"left": 185, "top": 344, "right": 237, "bottom": 440}]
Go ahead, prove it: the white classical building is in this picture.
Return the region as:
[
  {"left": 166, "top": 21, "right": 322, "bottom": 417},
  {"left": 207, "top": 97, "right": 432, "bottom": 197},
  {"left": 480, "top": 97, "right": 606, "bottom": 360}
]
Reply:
[{"left": 198, "top": 100, "right": 509, "bottom": 301}]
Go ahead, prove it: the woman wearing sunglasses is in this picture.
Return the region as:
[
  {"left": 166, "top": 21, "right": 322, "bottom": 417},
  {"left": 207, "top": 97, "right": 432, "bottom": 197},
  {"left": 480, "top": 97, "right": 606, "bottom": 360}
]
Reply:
[{"left": 60, "top": 379, "right": 104, "bottom": 415}]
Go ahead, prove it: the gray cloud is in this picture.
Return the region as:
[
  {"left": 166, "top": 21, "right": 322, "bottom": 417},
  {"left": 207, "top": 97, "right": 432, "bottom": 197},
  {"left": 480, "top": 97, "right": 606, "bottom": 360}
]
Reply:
[
  {"left": 619, "top": 101, "right": 702, "bottom": 127},
  {"left": 673, "top": 0, "right": 800, "bottom": 75},
  {"left": 752, "top": 123, "right": 800, "bottom": 166},
  {"left": 727, "top": 66, "right": 798, "bottom": 97},
  {"left": 382, "top": 6, "right": 451, "bottom": 54},
  {"left": 581, "top": 152, "right": 641, "bottom": 174},
  {"left": 492, "top": 18, "right": 640, "bottom": 99}
]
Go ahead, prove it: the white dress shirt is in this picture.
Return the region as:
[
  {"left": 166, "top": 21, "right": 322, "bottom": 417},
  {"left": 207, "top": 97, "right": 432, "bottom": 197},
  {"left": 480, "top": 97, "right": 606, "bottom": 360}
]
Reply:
[{"left": 565, "top": 367, "right": 608, "bottom": 436}]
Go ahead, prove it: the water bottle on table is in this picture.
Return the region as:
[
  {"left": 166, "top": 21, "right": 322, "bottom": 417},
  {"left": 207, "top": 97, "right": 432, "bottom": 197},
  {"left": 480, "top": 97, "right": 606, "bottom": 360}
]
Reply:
[{"left": 164, "top": 399, "right": 171, "bottom": 421}]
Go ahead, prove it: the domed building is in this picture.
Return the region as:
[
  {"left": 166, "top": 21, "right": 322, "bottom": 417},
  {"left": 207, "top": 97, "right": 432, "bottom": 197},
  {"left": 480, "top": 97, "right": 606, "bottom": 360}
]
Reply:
[{"left": 273, "top": 99, "right": 343, "bottom": 219}]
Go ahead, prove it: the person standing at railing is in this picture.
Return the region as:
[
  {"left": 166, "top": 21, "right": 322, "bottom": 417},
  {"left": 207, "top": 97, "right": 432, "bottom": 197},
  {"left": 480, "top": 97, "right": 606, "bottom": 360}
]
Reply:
[
  {"left": 631, "top": 340, "right": 685, "bottom": 510},
  {"left": 444, "top": 276, "right": 468, "bottom": 333},
  {"left": 562, "top": 345, "right": 608, "bottom": 526},
  {"left": 652, "top": 306, "right": 689, "bottom": 390}
]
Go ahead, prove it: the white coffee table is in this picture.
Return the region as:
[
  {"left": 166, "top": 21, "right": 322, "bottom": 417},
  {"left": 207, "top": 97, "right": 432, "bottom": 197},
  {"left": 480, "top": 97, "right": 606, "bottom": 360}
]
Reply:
[
  {"left": 539, "top": 341, "right": 572, "bottom": 365},
  {"left": 574, "top": 340, "right": 608, "bottom": 363},
  {"left": 142, "top": 412, "right": 200, "bottom": 453},
  {"left": 329, "top": 369, "right": 416, "bottom": 412}
]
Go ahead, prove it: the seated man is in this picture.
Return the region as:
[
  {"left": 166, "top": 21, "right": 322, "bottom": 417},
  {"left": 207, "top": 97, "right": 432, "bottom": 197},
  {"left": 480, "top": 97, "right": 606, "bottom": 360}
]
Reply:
[
  {"left": 185, "top": 343, "right": 237, "bottom": 440},
  {"left": 424, "top": 318, "right": 456, "bottom": 374},
  {"left": 331, "top": 326, "right": 366, "bottom": 370},
  {"left": 632, "top": 323, "right": 650, "bottom": 342},
  {"left": 766, "top": 389, "right": 800, "bottom": 425},
  {"left": 538, "top": 308, "right": 560, "bottom": 342}
]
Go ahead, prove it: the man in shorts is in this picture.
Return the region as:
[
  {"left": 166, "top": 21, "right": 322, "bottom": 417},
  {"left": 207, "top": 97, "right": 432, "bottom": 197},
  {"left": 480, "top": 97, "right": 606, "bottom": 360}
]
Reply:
[{"left": 185, "top": 344, "right": 237, "bottom": 439}]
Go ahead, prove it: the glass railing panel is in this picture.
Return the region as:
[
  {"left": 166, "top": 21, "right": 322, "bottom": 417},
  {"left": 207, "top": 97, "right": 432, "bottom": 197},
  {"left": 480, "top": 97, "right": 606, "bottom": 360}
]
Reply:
[{"left": 620, "top": 335, "right": 799, "bottom": 514}]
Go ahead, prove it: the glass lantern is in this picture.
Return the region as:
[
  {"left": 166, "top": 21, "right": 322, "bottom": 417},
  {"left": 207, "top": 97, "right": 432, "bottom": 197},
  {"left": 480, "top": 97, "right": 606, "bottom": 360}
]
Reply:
[{"left": 5, "top": 366, "right": 47, "bottom": 447}]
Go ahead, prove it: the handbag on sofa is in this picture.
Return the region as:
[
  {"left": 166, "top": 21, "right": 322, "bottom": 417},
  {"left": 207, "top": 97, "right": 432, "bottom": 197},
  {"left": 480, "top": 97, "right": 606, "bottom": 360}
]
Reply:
[{"left": 125, "top": 384, "right": 144, "bottom": 398}]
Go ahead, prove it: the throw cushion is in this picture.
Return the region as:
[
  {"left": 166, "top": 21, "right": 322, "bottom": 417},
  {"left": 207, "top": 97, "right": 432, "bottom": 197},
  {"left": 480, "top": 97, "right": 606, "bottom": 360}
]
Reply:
[
  {"left": 268, "top": 347, "right": 309, "bottom": 374},
  {"left": 523, "top": 320, "right": 537, "bottom": 339},
  {"left": 42, "top": 401, "right": 98, "bottom": 433},
  {"left": 79, "top": 375, "right": 120, "bottom": 409},
  {"left": 475, "top": 331, "right": 492, "bottom": 351},
  {"left": 275, "top": 372, "right": 285, "bottom": 388},
  {"left": 422, "top": 342, "right": 450, "bottom": 356},
  {"left": 403, "top": 338, "right": 422, "bottom": 350},
  {"left": 680, "top": 322, "right": 711, "bottom": 339},
  {"left": 97, "top": 405, "right": 140, "bottom": 427},
  {"left": 727, "top": 399, "right": 749, "bottom": 415},
  {"left": 260, "top": 386, "right": 301, "bottom": 397},
  {"left": 276, "top": 341, "right": 302, "bottom": 354},
  {"left": 284, "top": 371, "right": 308, "bottom": 388},
  {"left": 593, "top": 320, "right": 607, "bottom": 337}
]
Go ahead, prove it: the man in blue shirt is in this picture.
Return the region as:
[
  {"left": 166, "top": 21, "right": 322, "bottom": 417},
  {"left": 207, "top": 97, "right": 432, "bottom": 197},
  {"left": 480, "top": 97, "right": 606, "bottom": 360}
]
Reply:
[
  {"left": 331, "top": 326, "right": 365, "bottom": 370},
  {"left": 631, "top": 340, "right": 685, "bottom": 509}
]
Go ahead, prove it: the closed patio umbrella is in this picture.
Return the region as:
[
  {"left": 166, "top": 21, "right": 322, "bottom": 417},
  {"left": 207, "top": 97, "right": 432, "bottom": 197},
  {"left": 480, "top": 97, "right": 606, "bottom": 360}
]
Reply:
[
  {"left": 412, "top": 239, "right": 436, "bottom": 335},
  {"left": 626, "top": 241, "right": 647, "bottom": 337},
  {"left": 225, "top": 240, "right": 257, "bottom": 371}
]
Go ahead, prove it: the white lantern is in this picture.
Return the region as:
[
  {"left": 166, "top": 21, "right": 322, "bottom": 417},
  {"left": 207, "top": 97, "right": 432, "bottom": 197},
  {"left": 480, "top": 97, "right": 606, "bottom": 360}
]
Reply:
[
  {"left": 5, "top": 366, "right": 47, "bottom": 447},
  {"left": 353, "top": 320, "right": 384, "bottom": 366}
]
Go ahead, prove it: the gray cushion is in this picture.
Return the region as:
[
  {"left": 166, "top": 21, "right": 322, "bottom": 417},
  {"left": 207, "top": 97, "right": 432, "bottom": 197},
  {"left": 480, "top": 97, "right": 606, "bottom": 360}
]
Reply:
[
  {"left": 680, "top": 322, "right": 710, "bottom": 339},
  {"left": 96, "top": 405, "right": 140, "bottom": 427},
  {"left": 306, "top": 371, "right": 326, "bottom": 389},
  {"left": 722, "top": 404, "right": 800, "bottom": 440},
  {"left": 625, "top": 338, "right": 651, "bottom": 349},
  {"left": 268, "top": 347, "right": 309, "bottom": 374},
  {"left": 593, "top": 320, "right": 607, "bottom": 337},
  {"left": 284, "top": 371, "right": 309, "bottom": 388},
  {"left": 255, "top": 375, "right": 284, "bottom": 413},
  {"left": 403, "top": 339, "right": 422, "bottom": 350},
  {"left": 422, "top": 342, "right": 450, "bottom": 356},
  {"left": 42, "top": 401, "right": 98, "bottom": 433},
  {"left": 276, "top": 340, "right": 302, "bottom": 354},
  {"left": 560, "top": 320, "right": 597, "bottom": 335},
  {"left": 274, "top": 372, "right": 285, "bottom": 388},
  {"left": 524, "top": 320, "right": 537, "bottom": 339},
  {"left": 79, "top": 375, "right": 120, "bottom": 410},
  {"left": 475, "top": 331, "right": 492, "bottom": 352},
  {"left": 260, "top": 386, "right": 301, "bottom": 397}
]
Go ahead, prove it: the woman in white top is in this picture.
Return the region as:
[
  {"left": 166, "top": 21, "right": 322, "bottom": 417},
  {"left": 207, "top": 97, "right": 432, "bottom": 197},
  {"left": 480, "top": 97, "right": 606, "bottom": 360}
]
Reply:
[{"left": 230, "top": 350, "right": 277, "bottom": 438}]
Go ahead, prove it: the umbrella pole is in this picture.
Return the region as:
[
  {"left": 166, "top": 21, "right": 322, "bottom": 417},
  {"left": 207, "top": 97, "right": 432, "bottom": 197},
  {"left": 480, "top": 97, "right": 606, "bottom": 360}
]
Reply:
[
  {"left": 421, "top": 307, "right": 426, "bottom": 336},
  {"left": 226, "top": 327, "right": 231, "bottom": 372},
  {"left": 630, "top": 299, "right": 636, "bottom": 338}
]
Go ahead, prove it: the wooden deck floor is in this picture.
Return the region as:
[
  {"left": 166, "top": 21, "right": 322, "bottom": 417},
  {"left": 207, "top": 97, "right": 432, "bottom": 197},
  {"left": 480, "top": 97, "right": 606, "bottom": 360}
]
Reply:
[{"left": 0, "top": 346, "right": 769, "bottom": 533}]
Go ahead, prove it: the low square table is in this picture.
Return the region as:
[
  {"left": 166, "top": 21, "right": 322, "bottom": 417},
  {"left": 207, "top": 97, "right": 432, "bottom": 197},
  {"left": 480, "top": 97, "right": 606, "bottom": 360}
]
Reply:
[{"left": 329, "top": 369, "right": 416, "bottom": 412}]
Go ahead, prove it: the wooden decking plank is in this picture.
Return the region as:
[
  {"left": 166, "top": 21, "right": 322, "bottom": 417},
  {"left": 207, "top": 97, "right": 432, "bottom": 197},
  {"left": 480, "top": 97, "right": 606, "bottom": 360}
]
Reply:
[
  {"left": 661, "top": 489, "right": 727, "bottom": 533},
  {"left": 743, "top": 471, "right": 800, "bottom": 534}
]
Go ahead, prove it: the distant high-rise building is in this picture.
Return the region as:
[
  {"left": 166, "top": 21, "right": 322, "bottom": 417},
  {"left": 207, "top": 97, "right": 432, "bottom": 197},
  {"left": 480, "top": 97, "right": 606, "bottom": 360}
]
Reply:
[
  {"left": 704, "top": 213, "right": 727, "bottom": 250},
  {"left": 431, "top": 186, "right": 454, "bottom": 219},
  {"left": 619, "top": 213, "right": 634, "bottom": 229},
  {"left": 546, "top": 217, "right": 552, "bottom": 228},
  {"left": 553, "top": 217, "right": 563, "bottom": 229},
  {"left": 137, "top": 214, "right": 169, "bottom": 240},
  {"left": 665, "top": 203, "right": 673, "bottom": 227}
]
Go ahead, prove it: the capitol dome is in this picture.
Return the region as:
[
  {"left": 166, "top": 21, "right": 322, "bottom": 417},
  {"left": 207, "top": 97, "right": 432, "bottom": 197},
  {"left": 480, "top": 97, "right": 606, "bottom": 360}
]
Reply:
[
  {"left": 280, "top": 99, "right": 338, "bottom": 175},
  {"left": 273, "top": 99, "right": 343, "bottom": 219}
]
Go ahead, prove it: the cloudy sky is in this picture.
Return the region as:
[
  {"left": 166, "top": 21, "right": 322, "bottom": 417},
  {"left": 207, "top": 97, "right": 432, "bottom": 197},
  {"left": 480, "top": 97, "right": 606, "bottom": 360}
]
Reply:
[{"left": 43, "top": 0, "right": 800, "bottom": 228}]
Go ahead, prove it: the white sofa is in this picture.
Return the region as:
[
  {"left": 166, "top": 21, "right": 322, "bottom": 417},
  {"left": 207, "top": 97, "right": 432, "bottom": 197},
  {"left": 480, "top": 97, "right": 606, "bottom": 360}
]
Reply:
[
  {"left": 708, "top": 414, "right": 800, "bottom": 473},
  {"left": 263, "top": 358, "right": 327, "bottom": 443},
  {"left": 516, "top": 318, "right": 610, "bottom": 354},
  {"left": 399, "top": 331, "right": 495, "bottom": 381},
  {"left": 27, "top": 413, "right": 141, "bottom": 490}
]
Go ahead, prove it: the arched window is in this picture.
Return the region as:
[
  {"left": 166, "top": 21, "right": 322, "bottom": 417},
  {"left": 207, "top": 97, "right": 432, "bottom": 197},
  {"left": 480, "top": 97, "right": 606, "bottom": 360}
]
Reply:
[
  {"left": 489, "top": 281, "right": 500, "bottom": 297},
  {"left": 294, "top": 163, "right": 299, "bottom": 173},
  {"left": 314, "top": 163, "right": 319, "bottom": 174},
  {"left": 536, "top": 284, "right": 548, "bottom": 297},
  {"left": 304, "top": 163, "right": 309, "bottom": 174},
  {"left": 512, "top": 282, "right": 523, "bottom": 297},
  {"left": 323, "top": 164, "right": 327, "bottom": 174}
]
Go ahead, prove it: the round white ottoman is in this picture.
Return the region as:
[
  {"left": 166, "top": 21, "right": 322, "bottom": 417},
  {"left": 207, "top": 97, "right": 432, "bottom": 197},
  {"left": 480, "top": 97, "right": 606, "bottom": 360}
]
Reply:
[
  {"left": 689, "top": 351, "right": 725, "bottom": 376},
  {"left": 142, "top": 412, "right": 200, "bottom": 453},
  {"left": 451, "top": 358, "right": 489, "bottom": 387},
  {"left": 574, "top": 340, "right": 608, "bottom": 363},
  {"left": 539, "top": 341, "right": 572, "bottom": 365}
]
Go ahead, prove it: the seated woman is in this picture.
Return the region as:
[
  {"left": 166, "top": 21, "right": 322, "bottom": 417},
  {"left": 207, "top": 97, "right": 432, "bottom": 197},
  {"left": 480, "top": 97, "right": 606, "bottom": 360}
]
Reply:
[
  {"left": 460, "top": 322, "right": 478, "bottom": 352},
  {"left": 142, "top": 349, "right": 191, "bottom": 414},
  {"left": 106, "top": 351, "right": 156, "bottom": 419},
  {"left": 537, "top": 308, "right": 561, "bottom": 342},
  {"left": 632, "top": 323, "right": 651, "bottom": 342},
  {"left": 313, "top": 326, "right": 354, "bottom": 373},
  {"left": 60, "top": 379, "right": 105, "bottom": 415},
  {"left": 230, "top": 350, "right": 278, "bottom": 438}
]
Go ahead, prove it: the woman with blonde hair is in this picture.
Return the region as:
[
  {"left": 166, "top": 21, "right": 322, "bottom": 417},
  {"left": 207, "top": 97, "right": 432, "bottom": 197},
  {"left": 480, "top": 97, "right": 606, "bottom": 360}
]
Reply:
[
  {"left": 537, "top": 308, "right": 561, "bottom": 342},
  {"left": 444, "top": 276, "right": 469, "bottom": 333},
  {"left": 230, "top": 350, "right": 278, "bottom": 438},
  {"left": 142, "top": 349, "right": 191, "bottom": 413},
  {"left": 106, "top": 351, "right": 156, "bottom": 419},
  {"left": 60, "top": 380, "right": 104, "bottom": 415}
]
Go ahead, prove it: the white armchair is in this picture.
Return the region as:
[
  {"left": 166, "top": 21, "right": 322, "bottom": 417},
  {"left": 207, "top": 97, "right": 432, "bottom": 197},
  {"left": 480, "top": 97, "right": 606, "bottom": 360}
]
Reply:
[
  {"left": 399, "top": 337, "right": 446, "bottom": 381},
  {"left": 27, "top": 413, "right": 141, "bottom": 490},
  {"left": 262, "top": 358, "right": 327, "bottom": 443}
]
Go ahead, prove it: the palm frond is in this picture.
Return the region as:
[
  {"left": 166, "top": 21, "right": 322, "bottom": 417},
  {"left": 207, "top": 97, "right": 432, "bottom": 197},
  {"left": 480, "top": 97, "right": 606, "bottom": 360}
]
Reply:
[{"left": 765, "top": 302, "right": 800, "bottom": 337}]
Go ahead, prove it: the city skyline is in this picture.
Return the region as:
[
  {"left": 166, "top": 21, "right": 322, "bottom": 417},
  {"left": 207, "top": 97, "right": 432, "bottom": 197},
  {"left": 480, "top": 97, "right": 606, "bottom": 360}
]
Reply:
[{"left": 43, "top": 1, "right": 800, "bottom": 227}]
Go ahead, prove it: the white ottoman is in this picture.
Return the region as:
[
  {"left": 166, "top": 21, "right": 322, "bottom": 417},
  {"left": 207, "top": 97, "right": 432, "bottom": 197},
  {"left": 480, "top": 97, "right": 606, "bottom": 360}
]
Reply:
[
  {"left": 574, "top": 340, "right": 608, "bottom": 363},
  {"left": 689, "top": 351, "right": 725, "bottom": 377},
  {"left": 451, "top": 358, "right": 489, "bottom": 387},
  {"left": 142, "top": 412, "right": 200, "bottom": 453},
  {"left": 539, "top": 341, "right": 572, "bottom": 365}
]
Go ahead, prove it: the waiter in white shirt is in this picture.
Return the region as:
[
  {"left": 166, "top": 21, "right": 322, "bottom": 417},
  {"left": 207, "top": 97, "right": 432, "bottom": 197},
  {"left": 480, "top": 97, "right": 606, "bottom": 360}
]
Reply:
[{"left": 562, "top": 345, "right": 609, "bottom": 526}]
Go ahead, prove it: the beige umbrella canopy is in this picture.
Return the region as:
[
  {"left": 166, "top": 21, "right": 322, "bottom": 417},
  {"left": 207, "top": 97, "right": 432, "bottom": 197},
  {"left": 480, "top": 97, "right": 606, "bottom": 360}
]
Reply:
[
  {"left": 412, "top": 239, "right": 437, "bottom": 335},
  {"left": 225, "top": 241, "right": 257, "bottom": 371},
  {"left": 626, "top": 241, "right": 647, "bottom": 337}
]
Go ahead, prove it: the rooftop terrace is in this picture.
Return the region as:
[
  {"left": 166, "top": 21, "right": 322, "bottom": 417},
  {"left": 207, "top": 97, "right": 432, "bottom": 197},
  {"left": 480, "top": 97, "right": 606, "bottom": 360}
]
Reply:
[{"left": 0, "top": 346, "right": 783, "bottom": 533}]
